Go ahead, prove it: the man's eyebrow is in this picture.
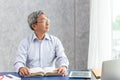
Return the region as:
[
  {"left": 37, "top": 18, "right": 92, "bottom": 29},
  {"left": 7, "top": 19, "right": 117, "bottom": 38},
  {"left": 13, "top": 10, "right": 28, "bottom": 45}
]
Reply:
[{"left": 40, "top": 18, "right": 48, "bottom": 20}]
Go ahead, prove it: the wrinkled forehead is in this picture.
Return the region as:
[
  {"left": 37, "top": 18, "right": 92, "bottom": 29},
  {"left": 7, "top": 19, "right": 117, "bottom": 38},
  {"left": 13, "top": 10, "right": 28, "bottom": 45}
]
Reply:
[{"left": 37, "top": 14, "right": 48, "bottom": 21}]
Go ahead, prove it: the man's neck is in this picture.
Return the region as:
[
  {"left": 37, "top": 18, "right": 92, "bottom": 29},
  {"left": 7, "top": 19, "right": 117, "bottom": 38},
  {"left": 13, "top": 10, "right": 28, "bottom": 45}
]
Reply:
[{"left": 35, "top": 32, "right": 45, "bottom": 40}]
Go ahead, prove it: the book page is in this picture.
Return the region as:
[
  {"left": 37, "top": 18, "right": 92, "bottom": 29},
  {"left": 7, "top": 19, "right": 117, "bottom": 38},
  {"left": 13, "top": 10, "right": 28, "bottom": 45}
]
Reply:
[
  {"left": 30, "top": 67, "right": 44, "bottom": 73},
  {"left": 29, "top": 67, "right": 45, "bottom": 77},
  {"left": 43, "top": 67, "right": 56, "bottom": 73},
  {"left": 29, "top": 67, "right": 61, "bottom": 76},
  {"left": 43, "top": 67, "right": 61, "bottom": 76}
]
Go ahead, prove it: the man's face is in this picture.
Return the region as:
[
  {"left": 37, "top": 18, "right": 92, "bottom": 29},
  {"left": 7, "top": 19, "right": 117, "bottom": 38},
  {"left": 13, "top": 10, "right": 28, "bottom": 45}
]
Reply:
[{"left": 33, "top": 14, "right": 50, "bottom": 33}]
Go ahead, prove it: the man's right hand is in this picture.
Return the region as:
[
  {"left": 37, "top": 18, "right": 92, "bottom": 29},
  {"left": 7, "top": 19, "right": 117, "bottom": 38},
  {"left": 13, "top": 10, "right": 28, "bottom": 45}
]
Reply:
[{"left": 19, "top": 67, "right": 30, "bottom": 77}]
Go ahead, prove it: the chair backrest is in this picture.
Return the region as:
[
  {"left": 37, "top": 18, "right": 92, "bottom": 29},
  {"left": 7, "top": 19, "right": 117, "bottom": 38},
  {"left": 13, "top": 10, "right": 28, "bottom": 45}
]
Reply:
[{"left": 101, "top": 59, "right": 120, "bottom": 80}]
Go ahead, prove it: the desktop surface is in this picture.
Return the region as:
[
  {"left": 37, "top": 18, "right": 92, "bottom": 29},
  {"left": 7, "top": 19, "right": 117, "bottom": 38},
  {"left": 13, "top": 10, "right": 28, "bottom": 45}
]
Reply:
[{"left": 0, "top": 72, "right": 91, "bottom": 80}]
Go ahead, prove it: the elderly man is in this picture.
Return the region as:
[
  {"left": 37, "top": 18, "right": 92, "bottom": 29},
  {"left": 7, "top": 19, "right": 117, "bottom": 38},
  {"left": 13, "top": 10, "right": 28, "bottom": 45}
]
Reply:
[{"left": 14, "top": 10, "right": 69, "bottom": 77}]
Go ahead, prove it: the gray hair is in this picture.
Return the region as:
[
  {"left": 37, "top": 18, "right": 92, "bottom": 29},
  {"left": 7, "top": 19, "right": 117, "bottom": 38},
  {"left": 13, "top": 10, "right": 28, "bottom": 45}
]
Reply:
[{"left": 28, "top": 10, "right": 44, "bottom": 30}]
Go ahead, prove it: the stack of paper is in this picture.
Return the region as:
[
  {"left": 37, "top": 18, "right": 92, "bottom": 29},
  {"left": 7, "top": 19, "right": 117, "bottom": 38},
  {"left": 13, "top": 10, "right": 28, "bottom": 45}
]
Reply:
[{"left": 2, "top": 74, "right": 21, "bottom": 80}]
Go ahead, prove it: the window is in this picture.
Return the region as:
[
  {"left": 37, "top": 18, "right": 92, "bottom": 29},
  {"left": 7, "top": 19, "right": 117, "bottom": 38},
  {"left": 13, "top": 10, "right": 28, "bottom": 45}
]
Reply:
[
  {"left": 112, "top": 0, "right": 120, "bottom": 59},
  {"left": 88, "top": 0, "right": 112, "bottom": 69},
  {"left": 88, "top": 0, "right": 120, "bottom": 69}
]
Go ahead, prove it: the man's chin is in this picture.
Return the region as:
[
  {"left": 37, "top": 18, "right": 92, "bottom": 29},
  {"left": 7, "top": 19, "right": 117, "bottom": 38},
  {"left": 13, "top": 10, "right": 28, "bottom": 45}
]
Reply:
[
  {"left": 44, "top": 30, "right": 49, "bottom": 33},
  {"left": 46, "top": 29, "right": 49, "bottom": 32}
]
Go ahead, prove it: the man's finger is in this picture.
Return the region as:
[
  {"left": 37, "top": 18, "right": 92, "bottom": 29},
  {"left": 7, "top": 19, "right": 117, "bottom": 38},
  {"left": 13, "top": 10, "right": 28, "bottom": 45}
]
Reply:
[
  {"left": 61, "top": 70, "right": 65, "bottom": 74},
  {"left": 19, "top": 72, "right": 22, "bottom": 76},
  {"left": 20, "top": 71, "right": 24, "bottom": 77},
  {"left": 24, "top": 68, "right": 30, "bottom": 76},
  {"left": 58, "top": 68, "right": 62, "bottom": 74},
  {"left": 19, "top": 67, "right": 30, "bottom": 77},
  {"left": 23, "top": 69, "right": 28, "bottom": 76}
]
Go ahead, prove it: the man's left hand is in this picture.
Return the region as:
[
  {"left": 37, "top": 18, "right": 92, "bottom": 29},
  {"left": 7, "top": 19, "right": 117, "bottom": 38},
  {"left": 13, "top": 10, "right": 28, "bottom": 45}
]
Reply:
[{"left": 56, "top": 66, "right": 67, "bottom": 76}]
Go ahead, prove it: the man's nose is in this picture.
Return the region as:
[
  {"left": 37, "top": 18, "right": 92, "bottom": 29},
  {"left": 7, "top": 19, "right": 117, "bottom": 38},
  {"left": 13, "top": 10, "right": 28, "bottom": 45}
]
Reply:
[{"left": 46, "top": 19, "right": 50, "bottom": 25}]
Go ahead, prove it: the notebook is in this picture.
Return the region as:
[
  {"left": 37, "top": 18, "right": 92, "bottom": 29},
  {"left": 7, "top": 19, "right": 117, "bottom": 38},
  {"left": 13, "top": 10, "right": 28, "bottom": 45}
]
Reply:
[
  {"left": 69, "top": 71, "right": 91, "bottom": 79},
  {"left": 92, "top": 69, "right": 101, "bottom": 79}
]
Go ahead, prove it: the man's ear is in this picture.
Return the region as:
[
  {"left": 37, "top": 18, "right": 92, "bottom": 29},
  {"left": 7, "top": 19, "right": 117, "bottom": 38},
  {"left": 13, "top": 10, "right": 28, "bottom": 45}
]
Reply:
[{"left": 32, "top": 24, "right": 36, "bottom": 30}]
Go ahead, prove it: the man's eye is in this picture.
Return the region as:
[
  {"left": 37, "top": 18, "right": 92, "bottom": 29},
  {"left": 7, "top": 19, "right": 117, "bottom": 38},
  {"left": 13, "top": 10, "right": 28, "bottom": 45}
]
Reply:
[
  {"left": 41, "top": 21, "right": 44, "bottom": 23},
  {"left": 41, "top": 20, "right": 47, "bottom": 22}
]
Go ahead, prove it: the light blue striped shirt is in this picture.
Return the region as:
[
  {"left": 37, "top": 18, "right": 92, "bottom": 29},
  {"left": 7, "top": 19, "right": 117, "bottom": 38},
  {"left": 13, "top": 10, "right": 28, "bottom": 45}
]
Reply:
[{"left": 14, "top": 33, "right": 69, "bottom": 72}]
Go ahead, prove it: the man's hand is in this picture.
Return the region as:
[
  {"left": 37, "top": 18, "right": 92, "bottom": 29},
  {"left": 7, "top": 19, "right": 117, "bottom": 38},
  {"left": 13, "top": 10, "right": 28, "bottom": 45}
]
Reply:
[
  {"left": 56, "top": 66, "right": 67, "bottom": 76},
  {"left": 19, "top": 67, "right": 30, "bottom": 77}
]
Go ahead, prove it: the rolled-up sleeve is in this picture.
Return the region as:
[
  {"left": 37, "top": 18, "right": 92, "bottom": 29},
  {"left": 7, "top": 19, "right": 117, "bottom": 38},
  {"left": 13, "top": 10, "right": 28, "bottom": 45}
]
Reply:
[{"left": 55, "top": 38, "right": 69, "bottom": 68}]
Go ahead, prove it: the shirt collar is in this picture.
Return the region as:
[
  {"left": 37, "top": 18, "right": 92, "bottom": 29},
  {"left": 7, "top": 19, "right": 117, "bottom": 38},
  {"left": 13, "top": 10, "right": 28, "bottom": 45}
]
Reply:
[
  {"left": 44, "top": 33, "right": 51, "bottom": 40},
  {"left": 32, "top": 33, "right": 51, "bottom": 41}
]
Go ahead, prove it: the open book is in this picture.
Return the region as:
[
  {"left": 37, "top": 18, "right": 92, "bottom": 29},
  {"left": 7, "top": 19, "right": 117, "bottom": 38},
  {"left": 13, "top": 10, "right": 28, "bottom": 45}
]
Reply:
[{"left": 29, "top": 67, "right": 61, "bottom": 77}]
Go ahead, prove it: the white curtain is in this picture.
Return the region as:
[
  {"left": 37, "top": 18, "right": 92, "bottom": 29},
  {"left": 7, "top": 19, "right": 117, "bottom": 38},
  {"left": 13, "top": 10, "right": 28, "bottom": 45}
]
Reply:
[{"left": 88, "top": 0, "right": 112, "bottom": 69}]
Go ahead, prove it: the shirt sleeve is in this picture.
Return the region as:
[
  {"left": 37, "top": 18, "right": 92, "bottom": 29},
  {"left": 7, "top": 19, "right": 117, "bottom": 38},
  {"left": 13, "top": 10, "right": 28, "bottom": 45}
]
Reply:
[
  {"left": 55, "top": 38, "right": 69, "bottom": 68},
  {"left": 14, "top": 39, "right": 28, "bottom": 72}
]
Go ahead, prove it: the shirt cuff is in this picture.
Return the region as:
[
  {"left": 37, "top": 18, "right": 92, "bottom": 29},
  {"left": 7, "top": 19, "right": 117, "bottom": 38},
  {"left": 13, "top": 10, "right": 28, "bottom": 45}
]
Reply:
[
  {"left": 59, "top": 64, "right": 68, "bottom": 69},
  {"left": 14, "top": 62, "right": 25, "bottom": 72}
]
